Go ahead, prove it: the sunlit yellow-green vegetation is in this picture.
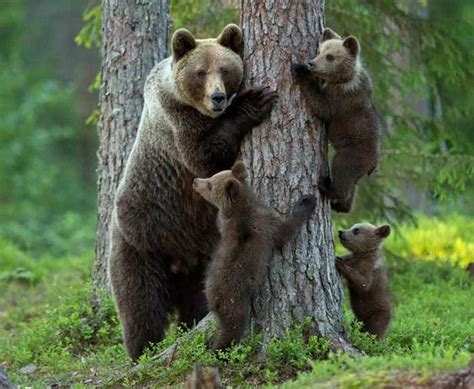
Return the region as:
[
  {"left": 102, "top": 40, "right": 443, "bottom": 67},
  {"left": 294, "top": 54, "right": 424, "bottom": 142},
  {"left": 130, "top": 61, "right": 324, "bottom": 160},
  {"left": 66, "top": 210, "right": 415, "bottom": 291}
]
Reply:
[
  {"left": 387, "top": 215, "right": 474, "bottom": 269},
  {"left": 1, "top": 0, "right": 474, "bottom": 387},
  {"left": 1, "top": 215, "right": 472, "bottom": 387},
  {"left": 334, "top": 214, "right": 474, "bottom": 269}
]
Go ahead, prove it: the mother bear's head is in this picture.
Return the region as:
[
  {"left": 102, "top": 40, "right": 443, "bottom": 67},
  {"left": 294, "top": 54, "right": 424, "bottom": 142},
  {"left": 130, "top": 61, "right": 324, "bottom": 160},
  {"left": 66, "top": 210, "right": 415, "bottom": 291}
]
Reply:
[{"left": 171, "top": 24, "right": 244, "bottom": 118}]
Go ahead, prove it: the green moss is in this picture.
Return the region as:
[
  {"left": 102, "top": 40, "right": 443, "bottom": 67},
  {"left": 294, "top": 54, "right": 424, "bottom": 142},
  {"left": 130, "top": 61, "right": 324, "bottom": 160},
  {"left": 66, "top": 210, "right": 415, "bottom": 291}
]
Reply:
[{"left": 1, "top": 216, "right": 473, "bottom": 387}]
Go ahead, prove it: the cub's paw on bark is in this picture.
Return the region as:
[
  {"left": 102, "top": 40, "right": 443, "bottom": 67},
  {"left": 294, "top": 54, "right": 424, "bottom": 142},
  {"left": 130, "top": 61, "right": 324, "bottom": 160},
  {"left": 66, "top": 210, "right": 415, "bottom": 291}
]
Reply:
[{"left": 294, "top": 194, "right": 317, "bottom": 218}]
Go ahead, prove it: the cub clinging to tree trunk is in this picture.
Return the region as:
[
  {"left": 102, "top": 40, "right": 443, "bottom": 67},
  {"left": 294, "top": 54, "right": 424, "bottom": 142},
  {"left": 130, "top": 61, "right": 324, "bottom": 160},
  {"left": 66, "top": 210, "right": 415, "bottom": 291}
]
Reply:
[
  {"left": 193, "top": 161, "right": 316, "bottom": 350},
  {"left": 336, "top": 223, "right": 392, "bottom": 339},
  {"left": 291, "top": 28, "right": 381, "bottom": 213}
]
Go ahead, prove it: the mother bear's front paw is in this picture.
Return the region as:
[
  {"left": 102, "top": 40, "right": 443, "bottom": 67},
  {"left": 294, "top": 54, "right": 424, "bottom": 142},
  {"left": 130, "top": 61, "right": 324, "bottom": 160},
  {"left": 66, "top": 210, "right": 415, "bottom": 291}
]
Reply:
[{"left": 234, "top": 86, "right": 278, "bottom": 126}]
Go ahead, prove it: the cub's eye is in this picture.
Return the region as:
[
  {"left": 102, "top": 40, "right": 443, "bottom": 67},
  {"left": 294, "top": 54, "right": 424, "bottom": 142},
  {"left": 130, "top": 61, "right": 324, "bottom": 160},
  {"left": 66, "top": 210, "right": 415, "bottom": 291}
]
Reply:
[
  {"left": 220, "top": 68, "right": 229, "bottom": 76},
  {"left": 207, "top": 182, "right": 212, "bottom": 190},
  {"left": 353, "top": 228, "right": 360, "bottom": 235},
  {"left": 326, "top": 54, "right": 335, "bottom": 62},
  {"left": 197, "top": 70, "right": 206, "bottom": 79}
]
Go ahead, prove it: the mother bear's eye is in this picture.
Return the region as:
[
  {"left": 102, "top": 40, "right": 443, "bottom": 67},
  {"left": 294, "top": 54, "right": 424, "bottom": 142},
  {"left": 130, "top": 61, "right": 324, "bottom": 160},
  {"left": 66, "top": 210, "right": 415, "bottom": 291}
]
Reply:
[
  {"left": 220, "top": 68, "right": 229, "bottom": 76},
  {"left": 197, "top": 70, "right": 206, "bottom": 79},
  {"left": 207, "top": 182, "right": 212, "bottom": 190}
]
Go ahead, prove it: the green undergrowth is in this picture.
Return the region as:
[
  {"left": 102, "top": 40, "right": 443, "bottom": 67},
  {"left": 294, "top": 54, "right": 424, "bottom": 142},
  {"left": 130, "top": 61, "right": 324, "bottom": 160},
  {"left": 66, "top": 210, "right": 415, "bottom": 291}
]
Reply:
[{"left": 0, "top": 216, "right": 473, "bottom": 387}]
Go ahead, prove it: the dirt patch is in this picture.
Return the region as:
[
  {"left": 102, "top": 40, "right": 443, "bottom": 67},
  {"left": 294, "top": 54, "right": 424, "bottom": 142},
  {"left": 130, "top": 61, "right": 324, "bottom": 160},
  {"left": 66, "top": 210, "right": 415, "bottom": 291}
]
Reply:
[
  {"left": 427, "top": 359, "right": 474, "bottom": 388},
  {"left": 386, "top": 360, "right": 474, "bottom": 388}
]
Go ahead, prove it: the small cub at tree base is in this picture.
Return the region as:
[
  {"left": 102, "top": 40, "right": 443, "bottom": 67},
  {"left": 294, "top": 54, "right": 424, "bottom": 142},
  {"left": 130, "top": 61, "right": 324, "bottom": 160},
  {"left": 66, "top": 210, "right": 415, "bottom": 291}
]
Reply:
[
  {"left": 291, "top": 27, "right": 382, "bottom": 213},
  {"left": 193, "top": 161, "right": 316, "bottom": 350},
  {"left": 185, "top": 363, "right": 222, "bottom": 389},
  {"left": 336, "top": 223, "right": 392, "bottom": 339}
]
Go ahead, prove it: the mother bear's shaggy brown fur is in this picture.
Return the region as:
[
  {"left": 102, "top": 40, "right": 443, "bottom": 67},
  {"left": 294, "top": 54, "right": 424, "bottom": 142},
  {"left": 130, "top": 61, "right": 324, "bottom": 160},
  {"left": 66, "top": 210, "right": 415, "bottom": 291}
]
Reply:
[{"left": 108, "top": 24, "right": 277, "bottom": 360}]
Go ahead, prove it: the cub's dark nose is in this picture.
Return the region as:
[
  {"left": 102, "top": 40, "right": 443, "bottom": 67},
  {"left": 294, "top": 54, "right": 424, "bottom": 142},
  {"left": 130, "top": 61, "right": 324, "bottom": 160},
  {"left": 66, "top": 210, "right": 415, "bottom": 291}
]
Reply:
[
  {"left": 211, "top": 92, "right": 226, "bottom": 108},
  {"left": 193, "top": 178, "right": 199, "bottom": 187},
  {"left": 306, "top": 60, "right": 315, "bottom": 70}
]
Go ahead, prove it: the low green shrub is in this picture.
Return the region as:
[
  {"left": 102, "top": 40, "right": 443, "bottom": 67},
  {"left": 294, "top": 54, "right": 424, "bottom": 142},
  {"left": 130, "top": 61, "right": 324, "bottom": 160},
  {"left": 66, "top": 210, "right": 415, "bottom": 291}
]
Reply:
[
  {"left": 387, "top": 214, "right": 474, "bottom": 269},
  {"left": 1, "top": 214, "right": 472, "bottom": 387}
]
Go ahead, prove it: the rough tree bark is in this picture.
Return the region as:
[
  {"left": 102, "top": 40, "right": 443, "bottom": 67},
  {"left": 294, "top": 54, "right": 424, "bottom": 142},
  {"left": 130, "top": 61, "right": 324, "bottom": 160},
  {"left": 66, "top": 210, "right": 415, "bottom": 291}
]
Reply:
[
  {"left": 93, "top": 0, "right": 169, "bottom": 297},
  {"left": 241, "top": 0, "right": 350, "bottom": 350}
]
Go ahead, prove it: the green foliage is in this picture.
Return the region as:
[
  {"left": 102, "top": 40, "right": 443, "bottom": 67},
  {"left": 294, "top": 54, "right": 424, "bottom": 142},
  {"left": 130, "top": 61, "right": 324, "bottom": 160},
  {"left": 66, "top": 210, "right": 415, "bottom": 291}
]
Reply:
[
  {"left": 2, "top": 285, "right": 120, "bottom": 365},
  {"left": 0, "top": 0, "right": 96, "bottom": 256},
  {"left": 283, "top": 252, "right": 473, "bottom": 388},
  {"left": 265, "top": 322, "right": 331, "bottom": 381},
  {"left": 335, "top": 213, "right": 474, "bottom": 269},
  {"left": 171, "top": 0, "right": 238, "bottom": 36},
  {"left": 76, "top": 0, "right": 474, "bottom": 226},
  {"left": 387, "top": 214, "right": 474, "bottom": 268},
  {"left": 326, "top": 0, "right": 474, "bottom": 222},
  {"left": 0, "top": 244, "right": 124, "bottom": 387},
  {"left": 75, "top": 3, "right": 102, "bottom": 127},
  {"left": 0, "top": 0, "right": 25, "bottom": 62},
  {"left": 75, "top": 5, "right": 102, "bottom": 49},
  {"left": 2, "top": 217, "right": 472, "bottom": 386}
]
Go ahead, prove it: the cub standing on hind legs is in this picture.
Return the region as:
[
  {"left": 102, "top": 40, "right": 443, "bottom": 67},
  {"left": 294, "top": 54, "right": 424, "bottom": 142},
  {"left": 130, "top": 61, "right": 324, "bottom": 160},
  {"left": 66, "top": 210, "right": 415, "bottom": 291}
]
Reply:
[
  {"left": 193, "top": 161, "right": 317, "bottom": 350},
  {"left": 291, "top": 28, "right": 381, "bottom": 213},
  {"left": 336, "top": 223, "right": 392, "bottom": 339}
]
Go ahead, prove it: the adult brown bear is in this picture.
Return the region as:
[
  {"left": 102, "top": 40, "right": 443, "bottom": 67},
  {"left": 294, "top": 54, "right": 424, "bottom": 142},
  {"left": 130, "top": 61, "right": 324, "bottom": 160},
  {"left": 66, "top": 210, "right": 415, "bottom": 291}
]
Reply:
[{"left": 108, "top": 24, "right": 277, "bottom": 360}]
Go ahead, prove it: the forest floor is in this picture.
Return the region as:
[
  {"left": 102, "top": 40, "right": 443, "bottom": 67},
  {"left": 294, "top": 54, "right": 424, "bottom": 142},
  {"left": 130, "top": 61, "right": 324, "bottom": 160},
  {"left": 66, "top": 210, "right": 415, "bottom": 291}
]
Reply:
[{"left": 0, "top": 215, "right": 473, "bottom": 388}]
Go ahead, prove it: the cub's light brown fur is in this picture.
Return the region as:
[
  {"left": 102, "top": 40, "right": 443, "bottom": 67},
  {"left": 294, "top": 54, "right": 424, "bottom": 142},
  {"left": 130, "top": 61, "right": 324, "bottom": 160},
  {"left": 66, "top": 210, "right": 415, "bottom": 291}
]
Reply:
[
  {"left": 193, "top": 162, "right": 316, "bottom": 350},
  {"left": 336, "top": 223, "right": 392, "bottom": 339},
  {"left": 185, "top": 363, "right": 222, "bottom": 389},
  {"left": 292, "top": 27, "right": 381, "bottom": 213},
  {"left": 108, "top": 24, "right": 277, "bottom": 361}
]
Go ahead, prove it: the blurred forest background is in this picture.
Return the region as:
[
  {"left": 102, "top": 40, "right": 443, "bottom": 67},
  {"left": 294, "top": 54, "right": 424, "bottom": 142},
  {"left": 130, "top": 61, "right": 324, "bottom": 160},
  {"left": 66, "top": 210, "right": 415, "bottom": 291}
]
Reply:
[
  {"left": 1, "top": 1, "right": 473, "bottom": 387},
  {"left": 1, "top": 0, "right": 473, "bottom": 261}
]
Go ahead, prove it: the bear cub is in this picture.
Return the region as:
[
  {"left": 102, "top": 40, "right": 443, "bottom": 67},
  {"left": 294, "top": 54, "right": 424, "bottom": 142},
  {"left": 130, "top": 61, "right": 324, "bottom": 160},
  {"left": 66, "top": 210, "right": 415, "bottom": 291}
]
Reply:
[
  {"left": 193, "top": 161, "right": 316, "bottom": 350},
  {"left": 292, "top": 28, "right": 381, "bottom": 213},
  {"left": 185, "top": 363, "right": 222, "bottom": 389},
  {"left": 336, "top": 223, "right": 392, "bottom": 339}
]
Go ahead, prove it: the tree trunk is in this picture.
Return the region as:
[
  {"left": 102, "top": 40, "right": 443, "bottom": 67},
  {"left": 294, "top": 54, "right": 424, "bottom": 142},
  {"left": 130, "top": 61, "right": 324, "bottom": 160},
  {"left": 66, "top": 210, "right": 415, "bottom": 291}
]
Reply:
[
  {"left": 93, "top": 0, "right": 169, "bottom": 297},
  {"left": 241, "top": 0, "right": 350, "bottom": 350}
]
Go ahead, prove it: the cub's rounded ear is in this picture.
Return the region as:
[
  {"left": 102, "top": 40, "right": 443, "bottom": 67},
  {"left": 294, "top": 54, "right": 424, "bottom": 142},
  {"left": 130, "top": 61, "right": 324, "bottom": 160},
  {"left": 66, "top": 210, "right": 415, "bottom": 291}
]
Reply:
[
  {"left": 231, "top": 161, "right": 248, "bottom": 180},
  {"left": 322, "top": 28, "right": 341, "bottom": 41},
  {"left": 217, "top": 24, "right": 244, "bottom": 57},
  {"left": 376, "top": 225, "right": 391, "bottom": 239},
  {"left": 343, "top": 36, "right": 360, "bottom": 57},
  {"left": 172, "top": 28, "right": 196, "bottom": 61},
  {"left": 225, "top": 178, "right": 240, "bottom": 203}
]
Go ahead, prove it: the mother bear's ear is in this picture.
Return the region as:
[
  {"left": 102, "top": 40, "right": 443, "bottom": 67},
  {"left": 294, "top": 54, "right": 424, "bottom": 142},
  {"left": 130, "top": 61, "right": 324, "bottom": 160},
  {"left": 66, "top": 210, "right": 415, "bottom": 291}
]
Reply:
[
  {"left": 217, "top": 24, "right": 244, "bottom": 57},
  {"left": 322, "top": 27, "right": 341, "bottom": 42},
  {"left": 172, "top": 28, "right": 196, "bottom": 61}
]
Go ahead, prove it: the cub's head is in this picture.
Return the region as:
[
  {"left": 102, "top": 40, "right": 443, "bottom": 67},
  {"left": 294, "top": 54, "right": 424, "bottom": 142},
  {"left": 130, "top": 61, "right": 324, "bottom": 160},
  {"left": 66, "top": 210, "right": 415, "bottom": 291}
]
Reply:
[
  {"left": 171, "top": 24, "right": 244, "bottom": 118},
  {"left": 307, "top": 28, "right": 360, "bottom": 83},
  {"left": 193, "top": 161, "right": 248, "bottom": 209},
  {"left": 338, "top": 223, "right": 391, "bottom": 253}
]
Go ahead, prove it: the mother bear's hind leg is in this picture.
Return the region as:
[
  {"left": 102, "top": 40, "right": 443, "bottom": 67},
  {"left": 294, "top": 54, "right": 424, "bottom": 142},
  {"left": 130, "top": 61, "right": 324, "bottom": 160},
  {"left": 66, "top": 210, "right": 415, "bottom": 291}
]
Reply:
[{"left": 109, "top": 233, "right": 172, "bottom": 361}]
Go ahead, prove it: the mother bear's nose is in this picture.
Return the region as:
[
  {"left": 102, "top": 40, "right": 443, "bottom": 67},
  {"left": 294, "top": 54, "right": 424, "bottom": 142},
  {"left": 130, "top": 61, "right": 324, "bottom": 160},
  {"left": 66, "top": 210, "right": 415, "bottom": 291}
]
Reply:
[{"left": 211, "top": 91, "right": 226, "bottom": 107}]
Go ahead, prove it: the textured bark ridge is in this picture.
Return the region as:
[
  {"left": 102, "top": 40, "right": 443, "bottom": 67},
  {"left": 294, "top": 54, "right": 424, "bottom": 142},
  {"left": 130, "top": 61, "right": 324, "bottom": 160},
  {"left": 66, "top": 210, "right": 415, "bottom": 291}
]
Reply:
[
  {"left": 94, "top": 0, "right": 169, "bottom": 296},
  {"left": 241, "top": 0, "right": 350, "bottom": 350}
]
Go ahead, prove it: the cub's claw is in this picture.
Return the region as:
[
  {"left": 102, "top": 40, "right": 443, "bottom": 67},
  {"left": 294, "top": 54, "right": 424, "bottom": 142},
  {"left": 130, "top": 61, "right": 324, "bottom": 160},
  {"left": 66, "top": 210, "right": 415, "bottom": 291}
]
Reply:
[
  {"left": 294, "top": 194, "right": 317, "bottom": 219},
  {"left": 318, "top": 176, "right": 331, "bottom": 196},
  {"left": 335, "top": 261, "right": 344, "bottom": 272}
]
